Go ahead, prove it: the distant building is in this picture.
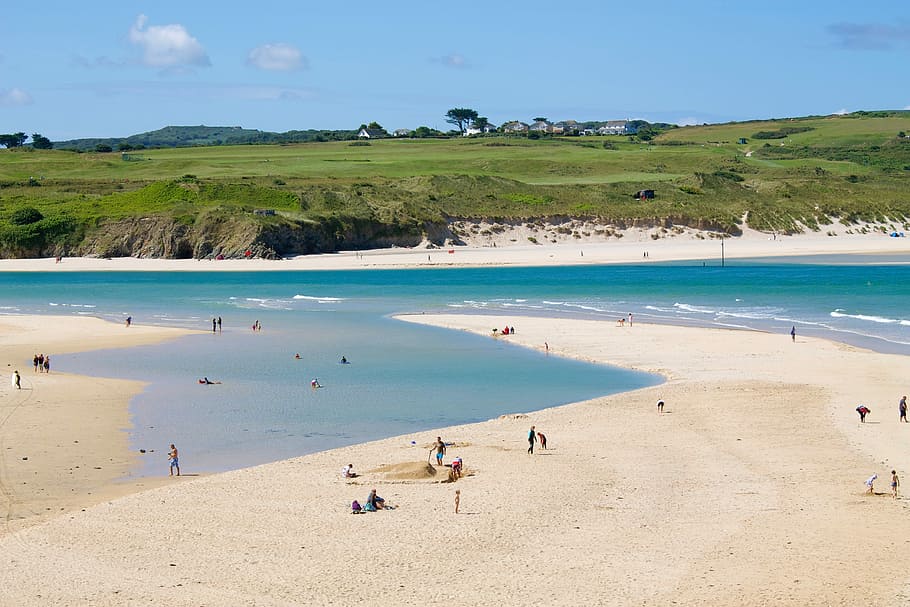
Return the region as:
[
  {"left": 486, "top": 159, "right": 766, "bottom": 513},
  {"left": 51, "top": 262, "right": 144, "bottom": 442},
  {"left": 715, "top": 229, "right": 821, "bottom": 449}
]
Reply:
[
  {"left": 357, "top": 128, "right": 386, "bottom": 139},
  {"left": 529, "top": 120, "right": 551, "bottom": 133},
  {"left": 393, "top": 128, "right": 411, "bottom": 137},
  {"left": 500, "top": 121, "right": 529, "bottom": 133},
  {"left": 465, "top": 123, "right": 497, "bottom": 136},
  {"left": 597, "top": 120, "right": 635, "bottom": 135}
]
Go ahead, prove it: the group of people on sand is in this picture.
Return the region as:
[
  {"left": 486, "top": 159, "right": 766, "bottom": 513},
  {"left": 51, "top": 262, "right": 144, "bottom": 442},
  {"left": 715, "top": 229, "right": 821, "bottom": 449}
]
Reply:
[
  {"left": 492, "top": 325, "right": 516, "bottom": 336},
  {"left": 858, "top": 395, "right": 908, "bottom": 498},
  {"left": 351, "top": 489, "right": 386, "bottom": 513},
  {"left": 527, "top": 426, "right": 547, "bottom": 453},
  {"left": 32, "top": 353, "right": 50, "bottom": 373}
]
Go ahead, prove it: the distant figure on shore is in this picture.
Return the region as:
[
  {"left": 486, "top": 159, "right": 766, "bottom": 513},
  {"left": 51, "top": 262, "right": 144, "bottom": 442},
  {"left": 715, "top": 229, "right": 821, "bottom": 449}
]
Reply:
[
  {"left": 199, "top": 377, "right": 221, "bottom": 385},
  {"left": 657, "top": 399, "right": 665, "bottom": 414},
  {"left": 365, "top": 489, "right": 384, "bottom": 511},
  {"left": 168, "top": 444, "right": 180, "bottom": 476},
  {"left": 340, "top": 355, "right": 348, "bottom": 364},
  {"left": 628, "top": 313, "right": 633, "bottom": 326},
  {"left": 537, "top": 431, "right": 547, "bottom": 450},
  {"left": 342, "top": 463, "right": 357, "bottom": 478},
  {"left": 43, "top": 356, "right": 49, "bottom": 374},
  {"left": 37, "top": 353, "right": 44, "bottom": 373},
  {"left": 856, "top": 405, "right": 871, "bottom": 422},
  {"left": 311, "top": 378, "right": 322, "bottom": 389},
  {"left": 12, "top": 370, "right": 20, "bottom": 390},
  {"left": 617, "top": 318, "right": 625, "bottom": 327},
  {"left": 510, "top": 326, "right": 515, "bottom": 334},
  {"left": 528, "top": 425, "right": 537, "bottom": 454},
  {"left": 217, "top": 316, "right": 222, "bottom": 332},
  {"left": 212, "top": 318, "right": 217, "bottom": 332},
  {"left": 125, "top": 316, "right": 131, "bottom": 328},
  {"left": 900, "top": 396, "right": 907, "bottom": 423},
  {"left": 294, "top": 353, "right": 301, "bottom": 359},
  {"left": 451, "top": 456, "right": 463, "bottom": 478},
  {"left": 434, "top": 436, "right": 446, "bottom": 466},
  {"left": 790, "top": 326, "right": 796, "bottom": 342},
  {"left": 454, "top": 489, "right": 461, "bottom": 514},
  {"left": 865, "top": 474, "right": 877, "bottom": 494},
  {"left": 544, "top": 342, "right": 549, "bottom": 354},
  {"left": 32, "top": 354, "right": 38, "bottom": 373},
  {"left": 891, "top": 470, "right": 900, "bottom": 498},
  {"left": 351, "top": 500, "right": 363, "bottom": 514}
]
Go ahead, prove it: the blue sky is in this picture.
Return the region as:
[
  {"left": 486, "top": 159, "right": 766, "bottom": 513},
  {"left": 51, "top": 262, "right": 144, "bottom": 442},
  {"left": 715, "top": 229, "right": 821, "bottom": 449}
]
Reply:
[{"left": 1, "top": 1, "right": 908, "bottom": 140}]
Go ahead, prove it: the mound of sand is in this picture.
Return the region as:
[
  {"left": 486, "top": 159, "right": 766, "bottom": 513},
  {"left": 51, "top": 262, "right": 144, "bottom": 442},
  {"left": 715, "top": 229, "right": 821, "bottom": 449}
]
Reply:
[{"left": 370, "top": 461, "right": 438, "bottom": 480}]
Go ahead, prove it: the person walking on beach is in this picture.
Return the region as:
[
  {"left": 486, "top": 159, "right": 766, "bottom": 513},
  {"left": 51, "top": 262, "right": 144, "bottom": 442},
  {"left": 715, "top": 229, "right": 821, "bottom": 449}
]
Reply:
[
  {"left": 900, "top": 396, "right": 907, "bottom": 423},
  {"left": 434, "top": 436, "right": 446, "bottom": 466},
  {"left": 12, "top": 370, "right": 20, "bottom": 390},
  {"left": 528, "top": 426, "right": 537, "bottom": 454},
  {"left": 168, "top": 444, "right": 180, "bottom": 476},
  {"left": 891, "top": 470, "right": 900, "bottom": 498},
  {"left": 454, "top": 489, "right": 460, "bottom": 514},
  {"left": 125, "top": 316, "right": 131, "bottom": 328},
  {"left": 790, "top": 326, "right": 796, "bottom": 342},
  {"left": 37, "top": 354, "right": 44, "bottom": 373}
]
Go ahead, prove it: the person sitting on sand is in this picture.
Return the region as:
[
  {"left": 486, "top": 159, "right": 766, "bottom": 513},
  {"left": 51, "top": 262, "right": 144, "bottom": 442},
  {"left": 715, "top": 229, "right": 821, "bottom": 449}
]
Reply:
[
  {"left": 342, "top": 464, "right": 357, "bottom": 478},
  {"left": 351, "top": 500, "right": 363, "bottom": 514},
  {"left": 364, "top": 489, "right": 384, "bottom": 511}
]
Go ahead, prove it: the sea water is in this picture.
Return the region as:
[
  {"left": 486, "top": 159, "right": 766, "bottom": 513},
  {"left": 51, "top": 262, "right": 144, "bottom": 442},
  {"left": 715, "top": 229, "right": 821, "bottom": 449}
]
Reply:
[{"left": 2, "top": 258, "right": 909, "bottom": 475}]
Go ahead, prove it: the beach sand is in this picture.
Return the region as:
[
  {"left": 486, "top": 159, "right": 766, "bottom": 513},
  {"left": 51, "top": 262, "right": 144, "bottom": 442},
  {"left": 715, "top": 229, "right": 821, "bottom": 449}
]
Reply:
[
  {"left": 1, "top": 311, "right": 909, "bottom": 605},
  {"left": 0, "top": 223, "right": 908, "bottom": 272},
  {"left": 0, "top": 316, "right": 196, "bottom": 534}
]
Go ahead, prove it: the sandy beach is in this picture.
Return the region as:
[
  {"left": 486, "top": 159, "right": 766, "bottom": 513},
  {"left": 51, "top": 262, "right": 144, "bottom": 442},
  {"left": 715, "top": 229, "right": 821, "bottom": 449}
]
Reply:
[
  {"left": 1, "top": 306, "right": 909, "bottom": 605},
  {"left": 0, "top": 316, "right": 196, "bottom": 534},
  {"left": 0, "top": 224, "right": 908, "bottom": 272}
]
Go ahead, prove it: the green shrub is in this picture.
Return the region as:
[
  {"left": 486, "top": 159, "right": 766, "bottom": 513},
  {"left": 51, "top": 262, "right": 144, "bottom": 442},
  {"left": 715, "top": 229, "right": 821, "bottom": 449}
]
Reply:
[{"left": 10, "top": 207, "right": 43, "bottom": 225}]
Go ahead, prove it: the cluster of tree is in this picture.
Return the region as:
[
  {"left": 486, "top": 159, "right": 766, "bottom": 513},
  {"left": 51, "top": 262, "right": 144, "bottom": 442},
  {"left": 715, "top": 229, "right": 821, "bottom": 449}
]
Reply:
[{"left": 0, "top": 133, "right": 52, "bottom": 149}]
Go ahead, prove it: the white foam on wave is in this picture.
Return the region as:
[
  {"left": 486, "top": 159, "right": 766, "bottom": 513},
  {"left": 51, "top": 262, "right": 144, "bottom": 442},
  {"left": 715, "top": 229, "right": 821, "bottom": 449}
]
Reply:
[
  {"left": 674, "top": 302, "right": 715, "bottom": 315},
  {"left": 830, "top": 311, "right": 898, "bottom": 324},
  {"left": 292, "top": 295, "right": 345, "bottom": 303}
]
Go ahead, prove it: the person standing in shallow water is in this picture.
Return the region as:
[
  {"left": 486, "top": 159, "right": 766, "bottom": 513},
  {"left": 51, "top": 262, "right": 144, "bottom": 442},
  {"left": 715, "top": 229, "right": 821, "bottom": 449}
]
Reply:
[{"left": 791, "top": 326, "right": 796, "bottom": 342}]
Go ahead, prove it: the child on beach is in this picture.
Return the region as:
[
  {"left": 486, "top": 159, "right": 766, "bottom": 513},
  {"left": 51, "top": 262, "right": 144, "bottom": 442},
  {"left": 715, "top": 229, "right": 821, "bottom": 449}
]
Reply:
[
  {"left": 865, "top": 474, "right": 877, "bottom": 495},
  {"left": 892, "top": 470, "right": 900, "bottom": 498},
  {"left": 454, "top": 489, "right": 460, "bottom": 514}
]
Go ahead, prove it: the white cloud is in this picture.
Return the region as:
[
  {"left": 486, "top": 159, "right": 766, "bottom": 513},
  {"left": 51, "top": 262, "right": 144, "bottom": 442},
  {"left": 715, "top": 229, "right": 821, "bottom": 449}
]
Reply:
[
  {"left": 676, "top": 116, "right": 701, "bottom": 127},
  {"left": 128, "top": 14, "right": 210, "bottom": 69},
  {"left": 0, "top": 87, "right": 33, "bottom": 106},
  {"left": 247, "top": 43, "right": 307, "bottom": 71},
  {"left": 432, "top": 53, "right": 468, "bottom": 68},
  {"left": 832, "top": 108, "right": 850, "bottom": 115}
]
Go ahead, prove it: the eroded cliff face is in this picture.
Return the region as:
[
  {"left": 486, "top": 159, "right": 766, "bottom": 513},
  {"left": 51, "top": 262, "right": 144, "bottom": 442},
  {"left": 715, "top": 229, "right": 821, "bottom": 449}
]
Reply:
[{"left": 65, "top": 213, "right": 458, "bottom": 259}]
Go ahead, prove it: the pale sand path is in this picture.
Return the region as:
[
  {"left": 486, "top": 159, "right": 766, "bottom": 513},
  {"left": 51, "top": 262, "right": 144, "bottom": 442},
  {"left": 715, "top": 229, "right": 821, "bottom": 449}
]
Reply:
[
  {"left": 1, "top": 314, "right": 909, "bottom": 605},
  {"left": 0, "top": 316, "right": 197, "bottom": 534},
  {"left": 0, "top": 225, "right": 908, "bottom": 272}
]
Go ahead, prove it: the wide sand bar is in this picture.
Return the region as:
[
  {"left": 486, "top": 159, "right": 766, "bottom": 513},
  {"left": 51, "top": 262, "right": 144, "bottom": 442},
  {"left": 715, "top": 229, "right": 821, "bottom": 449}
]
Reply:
[{"left": 1, "top": 311, "right": 908, "bottom": 606}]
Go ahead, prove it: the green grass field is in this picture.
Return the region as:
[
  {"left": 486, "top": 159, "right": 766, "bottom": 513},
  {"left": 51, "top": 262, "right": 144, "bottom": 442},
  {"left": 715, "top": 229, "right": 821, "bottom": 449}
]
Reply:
[{"left": 2, "top": 112, "right": 910, "bottom": 257}]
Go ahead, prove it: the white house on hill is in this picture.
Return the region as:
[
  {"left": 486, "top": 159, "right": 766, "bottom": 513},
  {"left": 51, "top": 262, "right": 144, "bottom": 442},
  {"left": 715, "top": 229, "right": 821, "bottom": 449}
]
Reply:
[{"left": 596, "top": 120, "right": 636, "bottom": 135}]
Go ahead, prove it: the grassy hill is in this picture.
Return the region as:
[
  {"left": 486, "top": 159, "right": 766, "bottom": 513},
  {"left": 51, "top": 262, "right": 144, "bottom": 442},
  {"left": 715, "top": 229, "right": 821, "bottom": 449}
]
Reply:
[{"left": 2, "top": 112, "right": 909, "bottom": 258}]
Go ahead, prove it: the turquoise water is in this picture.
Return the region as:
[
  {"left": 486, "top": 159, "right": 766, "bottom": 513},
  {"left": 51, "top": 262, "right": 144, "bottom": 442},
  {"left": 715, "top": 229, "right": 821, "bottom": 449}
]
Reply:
[{"left": 3, "top": 259, "right": 909, "bottom": 474}]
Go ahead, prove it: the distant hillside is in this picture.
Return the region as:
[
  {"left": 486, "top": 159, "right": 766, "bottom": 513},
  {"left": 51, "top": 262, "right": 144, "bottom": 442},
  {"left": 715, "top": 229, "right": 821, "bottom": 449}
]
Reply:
[
  {"left": 4, "top": 111, "right": 910, "bottom": 260},
  {"left": 54, "top": 125, "right": 359, "bottom": 151}
]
